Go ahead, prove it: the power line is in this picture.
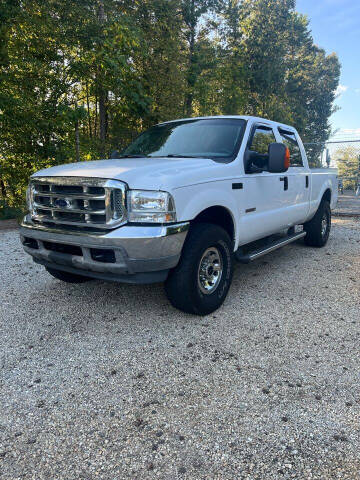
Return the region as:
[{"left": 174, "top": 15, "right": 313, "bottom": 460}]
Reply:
[
  {"left": 304, "top": 140, "right": 360, "bottom": 145},
  {"left": 329, "top": 137, "right": 360, "bottom": 141},
  {"left": 326, "top": 140, "right": 360, "bottom": 144},
  {"left": 328, "top": 136, "right": 360, "bottom": 140}
]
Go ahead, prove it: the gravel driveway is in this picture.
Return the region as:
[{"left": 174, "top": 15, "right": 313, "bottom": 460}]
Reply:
[{"left": 0, "top": 218, "right": 359, "bottom": 479}]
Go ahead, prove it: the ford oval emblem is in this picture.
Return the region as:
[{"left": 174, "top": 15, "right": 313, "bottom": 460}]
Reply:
[{"left": 55, "top": 198, "right": 71, "bottom": 208}]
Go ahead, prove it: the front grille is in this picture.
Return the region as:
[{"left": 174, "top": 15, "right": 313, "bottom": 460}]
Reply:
[{"left": 30, "top": 177, "right": 126, "bottom": 229}]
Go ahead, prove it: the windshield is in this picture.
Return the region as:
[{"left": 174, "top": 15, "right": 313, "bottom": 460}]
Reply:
[{"left": 121, "top": 118, "right": 246, "bottom": 162}]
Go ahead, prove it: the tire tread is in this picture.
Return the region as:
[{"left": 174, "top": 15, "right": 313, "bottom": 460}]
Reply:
[
  {"left": 304, "top": 200, "right": 331, "bottom": 247},
  {"left": 165, "top": 223, "right": 233, "bottom": 315}
]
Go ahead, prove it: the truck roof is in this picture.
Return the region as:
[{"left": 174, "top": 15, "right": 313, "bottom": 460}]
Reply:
[{"left": 158, "top": 115, "right": 297, "bottom": 132}]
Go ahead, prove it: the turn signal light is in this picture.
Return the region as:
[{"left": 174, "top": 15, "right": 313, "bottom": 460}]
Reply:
[{"left": 284, "top": 147, "right": 291, "bottom": 169}]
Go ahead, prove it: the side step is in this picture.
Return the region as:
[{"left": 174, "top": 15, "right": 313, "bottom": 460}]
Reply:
[{"left": 235, "top": 231, "right": 306, "bottom": 264}]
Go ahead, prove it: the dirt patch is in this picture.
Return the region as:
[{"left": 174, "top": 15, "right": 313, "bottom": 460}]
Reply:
[
  {"left": 334, "top": 192, "right": 360, "bottom": 217},
  {"left": 0, "top": 219, "right": 19, "bottom": 232}
]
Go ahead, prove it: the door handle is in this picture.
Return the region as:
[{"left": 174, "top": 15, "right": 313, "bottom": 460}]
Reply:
[
  {"left": 280, "top": 176, "right": 288, "bottom": 191},
  {"left": 305, "top": 175, "right": 309, "bottom": 188}
]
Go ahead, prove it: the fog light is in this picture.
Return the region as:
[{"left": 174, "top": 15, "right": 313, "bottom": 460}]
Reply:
[
  {"left": 90, "top": 249, "right": 116, "bottom": 263},
  {"left": 22, "top": 237, "right": 39, "bottom": 249}
]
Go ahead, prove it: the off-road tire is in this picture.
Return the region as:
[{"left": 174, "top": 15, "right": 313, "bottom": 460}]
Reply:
[
  {"left": 165, "top": 223, "right": 234, "bottom": 315},
  {"left": 304, "top": 200, "right": 331, "bottom": 247},
  {"left": 46, "top": 267, "right": 92, "bottom": 283}
]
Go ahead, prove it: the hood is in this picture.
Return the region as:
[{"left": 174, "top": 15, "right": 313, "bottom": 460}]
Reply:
[{"left": 32, "top": 156, "right": 224, "bottom": 190}]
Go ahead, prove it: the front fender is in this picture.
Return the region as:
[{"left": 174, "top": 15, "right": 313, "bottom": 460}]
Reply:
[{"left": 173, "top": 182, "right": 240, "bottom": 250}]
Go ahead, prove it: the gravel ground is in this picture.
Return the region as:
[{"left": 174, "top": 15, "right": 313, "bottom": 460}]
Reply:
[
  {"left": 334, "top": 193, "right": 360, "bottom": 217},
  {"left": 0, "top": 218, "right": 359, "bottom": 480}
]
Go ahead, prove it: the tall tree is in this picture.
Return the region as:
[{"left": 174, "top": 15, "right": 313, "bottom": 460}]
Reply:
[
  {"left": 217, "top": 0, "right": 246, "bottom": 114},
  {"left": 98, "top": 0, "right": 107, "bottom": 156},
  {"left": 0, "top": 0, "right": 341, "bottom": 211},
  {"left": 129, "top": 0, "right": 186, "bottom": 127},
  {"left": 181, "top": 0, "right": 220, "bottom": 116},
  {"left": 284, "top": 11, "right": 340, "bottom": 144},
  {"left": 238, "top": 0, "right": 295, "bottom": 119},
  {"left": 336, "top": 147, "right": 360, "bottom": 190},
  {"left": 0, "top": 0, "right": 147, "bottom": 204}
]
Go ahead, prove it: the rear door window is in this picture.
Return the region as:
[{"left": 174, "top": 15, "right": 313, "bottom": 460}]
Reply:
[{"left": 278, "top": 129, "right": 303, "bottom": 167}]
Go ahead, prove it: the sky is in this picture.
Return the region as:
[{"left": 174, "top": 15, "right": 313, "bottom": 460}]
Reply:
[{"left": 296, "top": 0, "right": 360, "bottom": 140}]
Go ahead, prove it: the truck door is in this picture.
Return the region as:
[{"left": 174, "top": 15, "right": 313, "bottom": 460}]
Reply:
[
  {"left": 239, "top": 124, "right": 294, "bottom": 245},
  {"left": 277, "top": 128, "right": 311, "bottom": 225}
]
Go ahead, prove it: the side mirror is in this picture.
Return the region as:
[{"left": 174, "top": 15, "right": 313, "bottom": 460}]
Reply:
[{"left": 268, "top": 143, "right": 290, "bottom": 173}]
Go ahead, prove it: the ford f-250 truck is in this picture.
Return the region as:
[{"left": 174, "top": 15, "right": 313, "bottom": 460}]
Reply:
[{"left": 21, "top": 116, "right": 338, "bottom": 315}]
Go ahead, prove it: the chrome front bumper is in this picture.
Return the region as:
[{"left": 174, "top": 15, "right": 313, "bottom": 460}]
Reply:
[{"left": 20, "top": 216, "right": 189, "bottom": 284}]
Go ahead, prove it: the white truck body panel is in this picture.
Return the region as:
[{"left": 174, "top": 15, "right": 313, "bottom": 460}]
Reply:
[{"left": 24, "top": 115, "right": 338, "bottom": 266}]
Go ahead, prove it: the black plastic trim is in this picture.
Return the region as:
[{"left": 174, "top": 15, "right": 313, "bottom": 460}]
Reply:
[{"left": 35, "top": 258, "right": 169, "bottom": 284}]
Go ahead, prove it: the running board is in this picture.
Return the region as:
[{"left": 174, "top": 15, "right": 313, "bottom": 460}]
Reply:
[{"left": 235, "top": 231, "right": 306, "bottom": 264}]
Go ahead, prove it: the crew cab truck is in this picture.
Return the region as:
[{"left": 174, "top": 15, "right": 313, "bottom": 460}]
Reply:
[{"left": 20, "top": 116, "right": 338, "bottom": 315}]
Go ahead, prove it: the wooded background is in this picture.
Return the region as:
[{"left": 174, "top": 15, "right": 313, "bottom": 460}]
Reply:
[{"left": 0, "top": 0, "right": 341, "bottom": 212}]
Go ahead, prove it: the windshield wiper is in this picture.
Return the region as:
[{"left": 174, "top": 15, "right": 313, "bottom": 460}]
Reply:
[
  {"left": 118, "top": 153, "right": 208, "bottom": 159},
  {"left": 118, "top": 154, "right": 149, "bottom": 158},
  {"left": 156, "top": 154, "right": 206, "bottom": 158}
]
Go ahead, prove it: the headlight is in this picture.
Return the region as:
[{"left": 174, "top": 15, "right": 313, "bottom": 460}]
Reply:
[{"left": 127, "top": 190, "right": 176, "bottom": 223}]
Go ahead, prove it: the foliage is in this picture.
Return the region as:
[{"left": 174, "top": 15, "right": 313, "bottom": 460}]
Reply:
[
  {"left": 0, "top": 0, "right": 341, "bottom": 216},
  {"left": 336, "top": 147, "right": 360, "bottom": 190},
  {"left": 0, "top": 200, "right": 24, "bottom": 220}
]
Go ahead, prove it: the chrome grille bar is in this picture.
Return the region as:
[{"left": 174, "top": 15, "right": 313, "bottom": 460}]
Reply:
[
  {"left": 33, "top": 204, "right": 106, "bottom": 215},
  {"left": 33, "top": 192, "right": 106, "bottom": 200},
  {"left": 29, "top": 177, "right": 127, "bottom": 229}
]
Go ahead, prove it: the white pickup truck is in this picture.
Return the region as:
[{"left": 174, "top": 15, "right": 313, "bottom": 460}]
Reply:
[{"left": 21, "top": 116, "right": 338, "bottom": 315}]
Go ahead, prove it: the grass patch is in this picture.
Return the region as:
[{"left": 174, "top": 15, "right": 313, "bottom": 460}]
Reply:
[{"left": 0, "top": 200, "right": 25, "bottom": 221}]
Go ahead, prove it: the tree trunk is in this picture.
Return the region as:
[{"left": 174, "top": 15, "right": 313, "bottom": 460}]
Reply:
[
  {"left": 75, "top": 105, "right": 80, "bottom": 162},
  {"left": 98, "top": 1, "right": 107, "bottom": 157},
  {"left": 0, "top": 178, "right": 6, "bottom": 200},
  {"left": 86, "top": 81, "right": 92, "bottom": 138},
  {"left": 94, "top": 96, "right": 98, "bottom": 138},
  {"left": 185, "top": 24, "right": 196, "bottom": 117},
  {"left": 184, "top": 0, "right": 196, "bottom": 117},
  {"left": 99, "top": 91, "right": 107, "bottom": 157}
]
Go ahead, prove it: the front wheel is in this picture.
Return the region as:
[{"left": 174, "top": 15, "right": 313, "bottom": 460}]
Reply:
[
  {"left": 165, "top": 223, "right": 234, "bottom": 315},
  {"left": 304, "top": 200, "right": 331, "bottom": 247}
]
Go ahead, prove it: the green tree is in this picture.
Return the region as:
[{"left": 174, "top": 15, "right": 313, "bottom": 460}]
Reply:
[
  {"left": 129, "top": 0, "right": 186, "bottom": 128},
  {"left": 284, "top": 12, "right": 340, "bottom": 142},
  {"left": 0, "top": 0, "right": 342, "bottom": 213},
  {"left": 0, "top": 0, "right": 82, "bottom": 205},
  {"left": 238, "top": 0, "right": 295, "bottom": 120},
  {"left": 217, "top": 0, "right": 247, "bottom": 115},
  {"left": 336, "top": 147, "right": 360, "bottom": 190},
  {"left": 0, "top": 0, "right": 148, "bottom": 205},
  {"left": 181, "top": 0, "right": 221, "bottom": 116}
]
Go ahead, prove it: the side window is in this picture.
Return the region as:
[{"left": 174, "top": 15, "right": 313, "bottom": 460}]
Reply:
[
  {"left": 249, "top": 126, "right": 276, "bottom": 154},
  {"left": 278, "top": 129, "right": 303, "bottom": 167}
]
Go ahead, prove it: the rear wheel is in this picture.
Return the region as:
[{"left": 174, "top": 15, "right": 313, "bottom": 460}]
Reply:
[
  {"left": 165, "top": 223, "right": 234, "bottom": 315},
  {"left": 46, "top": 267, "right": 92, "bottom": 283},
  {"left": 304, "top": 200, "right": 331, "bottom": 247}
]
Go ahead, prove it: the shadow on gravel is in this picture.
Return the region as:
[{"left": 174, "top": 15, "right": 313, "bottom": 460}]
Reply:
[{"left": 30, "top": 238, "right": 311, "bottom": 328}]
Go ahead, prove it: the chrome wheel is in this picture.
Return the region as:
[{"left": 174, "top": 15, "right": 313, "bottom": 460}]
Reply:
[
  {"left": 198, "top": 247, "right": 223, "bottom": 295},
  {"left": 321, "top": 213, "right": 328, "bottom": 237}
]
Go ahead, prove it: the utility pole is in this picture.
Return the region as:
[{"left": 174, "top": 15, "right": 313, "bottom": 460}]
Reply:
[{"left": 326, "top": 148, "right": 330, "bottom": 167}]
